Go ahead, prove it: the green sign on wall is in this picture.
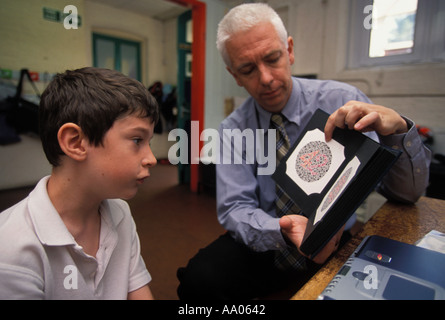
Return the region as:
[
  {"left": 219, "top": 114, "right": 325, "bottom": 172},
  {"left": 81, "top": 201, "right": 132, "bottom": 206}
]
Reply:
[{"left": 43, "top": 6, "right": 82, "bottom": 28}]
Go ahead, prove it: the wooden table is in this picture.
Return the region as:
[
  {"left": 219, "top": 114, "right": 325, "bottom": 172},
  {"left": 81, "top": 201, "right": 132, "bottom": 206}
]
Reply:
[{"left": 291, "top": 196, "right": 445, "bottom": 300}]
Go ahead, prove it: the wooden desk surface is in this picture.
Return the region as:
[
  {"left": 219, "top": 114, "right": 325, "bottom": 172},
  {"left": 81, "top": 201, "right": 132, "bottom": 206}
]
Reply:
[{"left": 291, "top": 196, "right": 445, "bottom": 300}]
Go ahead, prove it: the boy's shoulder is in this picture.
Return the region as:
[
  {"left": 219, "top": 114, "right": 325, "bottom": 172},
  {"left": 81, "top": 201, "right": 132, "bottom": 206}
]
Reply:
[
  {"left": 0, "top": 195, "right": 38, "bottom": 243},
  {"left": 0, "top": 193, "right": 47, "bottom": 276}
]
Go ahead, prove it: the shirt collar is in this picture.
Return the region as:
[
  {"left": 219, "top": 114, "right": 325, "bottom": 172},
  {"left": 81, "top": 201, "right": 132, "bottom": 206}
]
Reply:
[
  {"left": 28, "top": 176, "right": 124, "bottom": 247},
  {"left": 254, "top": 77, "right": 302, "bottom": 129},
  {"left": 28, "top": 176, "right": 76, "bottom": 246}
]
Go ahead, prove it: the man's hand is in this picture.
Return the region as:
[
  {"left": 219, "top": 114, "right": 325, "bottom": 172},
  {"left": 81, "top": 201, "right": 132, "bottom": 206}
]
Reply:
[
  {"left": 279, "top": 215, "right": 344, "bottom": 264},
  {"left": 324, "top": 101, "right": 408, "bottom": 141}
]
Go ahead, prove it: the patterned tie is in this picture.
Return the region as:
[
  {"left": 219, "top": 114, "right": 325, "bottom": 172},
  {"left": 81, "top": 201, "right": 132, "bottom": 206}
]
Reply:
[
  {"left": 270, "top": 114, "right": 306, "bottom": 270},
  {"left": 271, "top": 114, "right": 301, "bottom": 216}
]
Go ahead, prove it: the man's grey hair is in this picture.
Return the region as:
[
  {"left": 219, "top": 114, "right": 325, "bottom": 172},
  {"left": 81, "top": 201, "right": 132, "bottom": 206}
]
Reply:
[{"left": 216, "top": 3, "right": 289, "bottom": 68}]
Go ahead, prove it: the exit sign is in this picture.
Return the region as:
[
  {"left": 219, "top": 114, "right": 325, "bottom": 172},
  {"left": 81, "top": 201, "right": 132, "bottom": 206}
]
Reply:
[
  {"left": 43, "top": 7, "right": 61, "bottom": 22},
  {"left": 43, "top": 7, "right": 82, "bottom": 27}
]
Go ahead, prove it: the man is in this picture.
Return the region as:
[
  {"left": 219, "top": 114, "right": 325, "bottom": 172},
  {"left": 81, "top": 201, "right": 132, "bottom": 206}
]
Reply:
[{"left": 177, "top": 3, "right": 431, "bottom": 299}]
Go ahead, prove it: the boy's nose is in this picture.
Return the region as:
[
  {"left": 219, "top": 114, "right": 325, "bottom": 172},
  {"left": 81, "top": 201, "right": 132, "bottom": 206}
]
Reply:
[{"left": 143, "top": 148, "right": 157, "bottom": 167}]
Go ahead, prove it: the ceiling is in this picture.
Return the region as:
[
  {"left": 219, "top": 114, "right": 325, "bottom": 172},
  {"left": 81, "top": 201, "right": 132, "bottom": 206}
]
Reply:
[
  {"left": 87, "top": 0, "right": 190, "bottom": 21},
  {"left": 88, "top": 0, "right": 241, "bottom": 21}
]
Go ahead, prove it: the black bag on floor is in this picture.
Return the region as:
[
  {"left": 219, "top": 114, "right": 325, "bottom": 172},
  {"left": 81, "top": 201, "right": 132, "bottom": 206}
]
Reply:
[{"left": 0, "top": 69, "right": 40, "bottom": 144}]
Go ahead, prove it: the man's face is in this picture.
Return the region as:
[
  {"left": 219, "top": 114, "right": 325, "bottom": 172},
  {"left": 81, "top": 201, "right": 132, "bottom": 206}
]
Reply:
[{"left": 225, "top": 22, "right": 295, "bottom": 113}]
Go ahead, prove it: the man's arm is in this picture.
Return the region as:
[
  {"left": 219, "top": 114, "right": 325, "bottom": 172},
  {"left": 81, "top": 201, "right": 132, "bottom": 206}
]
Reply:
[
  {"left": 325, "top": 101, "right": 431, "bottom": 203},
  {"left": 216, "top": 122, "right": 285, "bottom": 252}
]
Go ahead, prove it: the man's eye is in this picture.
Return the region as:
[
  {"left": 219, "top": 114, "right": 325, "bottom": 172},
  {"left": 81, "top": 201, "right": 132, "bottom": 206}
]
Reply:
[
  {"left": 267, "top": 54, "right": 281, "bottom": 64},
  {"left": 239, "top": 66, "right": 255, "bottom": 75},
  {"left": 132, "top": 138, "right": 143, "bottom": 145}
]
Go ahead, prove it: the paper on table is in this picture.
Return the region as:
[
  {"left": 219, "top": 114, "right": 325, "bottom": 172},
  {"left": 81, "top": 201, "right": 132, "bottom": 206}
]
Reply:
[{"left": 416, "top": 230, "right": 445, "bottom": 254}]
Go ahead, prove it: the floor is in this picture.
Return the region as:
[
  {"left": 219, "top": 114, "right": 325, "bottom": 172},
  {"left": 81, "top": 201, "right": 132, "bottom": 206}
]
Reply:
[
  {"left": 127, "top": 163, "right": 225, "bottom": 299},
  {"left": 0, "top": 163, "right": 225, "bottom": 300}
]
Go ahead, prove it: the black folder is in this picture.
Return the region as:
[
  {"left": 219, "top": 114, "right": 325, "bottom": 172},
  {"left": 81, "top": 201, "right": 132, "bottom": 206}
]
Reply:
[{"left": 272, "top": 109, "right": 401, "bottom": 258}]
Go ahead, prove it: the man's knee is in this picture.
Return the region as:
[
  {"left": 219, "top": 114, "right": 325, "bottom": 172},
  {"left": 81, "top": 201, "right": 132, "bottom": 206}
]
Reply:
[
  {"left": 177, "top": 254, "right": 226, "bottom": 299},
  {"left": 177, "top": 233, "right": 251, "bottom": 299}
]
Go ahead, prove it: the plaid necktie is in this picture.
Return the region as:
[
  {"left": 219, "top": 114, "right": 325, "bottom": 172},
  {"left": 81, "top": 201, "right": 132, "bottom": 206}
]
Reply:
[{"left": 270, "top": 114, "right": 306, "bottom": 270}]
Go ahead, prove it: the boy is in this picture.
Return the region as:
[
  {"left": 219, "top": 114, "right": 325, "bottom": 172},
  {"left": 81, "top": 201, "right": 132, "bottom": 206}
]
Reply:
[{"left": 0, "top": 67, "right": 158, "bottom": 299}]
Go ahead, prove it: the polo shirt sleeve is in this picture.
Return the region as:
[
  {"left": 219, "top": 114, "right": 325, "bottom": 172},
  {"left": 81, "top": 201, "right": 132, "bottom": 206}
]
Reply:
[
  {"left": 127, "top": 214, "right": 152, "bottom": 293},
  {"left": 0, "top": 263, "right": 44, "bottom": 299}
]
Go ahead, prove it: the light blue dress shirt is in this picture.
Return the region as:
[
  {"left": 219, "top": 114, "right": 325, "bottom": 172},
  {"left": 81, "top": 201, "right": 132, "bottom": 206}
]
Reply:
[{"left": 216, "top": 77, "right": 431, "bottom": 252}]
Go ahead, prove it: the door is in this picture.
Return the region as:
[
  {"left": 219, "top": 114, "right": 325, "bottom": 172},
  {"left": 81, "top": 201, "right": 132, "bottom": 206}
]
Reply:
[{"left": 177, "top": 10, "right": 192, "bottom": 184}]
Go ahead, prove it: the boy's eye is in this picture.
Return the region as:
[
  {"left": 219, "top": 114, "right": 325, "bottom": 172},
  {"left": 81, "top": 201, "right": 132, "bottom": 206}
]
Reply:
[{"left": 132, "top": 138, "right": 143, "bottom": 145}]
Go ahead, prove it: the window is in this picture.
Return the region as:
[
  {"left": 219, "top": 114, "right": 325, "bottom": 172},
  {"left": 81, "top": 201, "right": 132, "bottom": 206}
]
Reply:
[
  {"left": 348, "top": 0, "right": 445, "bottom": 68},
  {"left": 92, "top": 33, "right": 141, "bottom": 81},
  {"left": 368, "top": 0, "right": 418, "bottom": 58}
]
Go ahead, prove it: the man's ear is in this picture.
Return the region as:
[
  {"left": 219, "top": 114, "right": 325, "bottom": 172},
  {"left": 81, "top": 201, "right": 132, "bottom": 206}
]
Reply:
[
  {"left": 287, "top": 36, "right": 295, "bottom": 66},
  {"left": 57, "top": 123, "right": 88, "bottom": 162}
]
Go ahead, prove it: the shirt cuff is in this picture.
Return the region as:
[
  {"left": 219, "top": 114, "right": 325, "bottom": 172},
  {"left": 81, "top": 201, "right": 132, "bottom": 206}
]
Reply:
[
  {"left": 378, "top": 116, "right": 419, "bottom": 158},
  {"left": 249, "top": 217, "right": 289, "bottom": 252}
]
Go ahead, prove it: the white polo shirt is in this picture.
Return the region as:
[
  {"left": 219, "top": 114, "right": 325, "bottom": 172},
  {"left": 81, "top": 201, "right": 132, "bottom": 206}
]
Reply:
[{"left": 0, "top": 176, "right": 151, "bottom": 299}]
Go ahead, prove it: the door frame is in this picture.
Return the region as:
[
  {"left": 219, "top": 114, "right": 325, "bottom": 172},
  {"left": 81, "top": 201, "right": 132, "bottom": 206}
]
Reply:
[{"left": 169, "top": 0, "right": 206, "bottom": 192}]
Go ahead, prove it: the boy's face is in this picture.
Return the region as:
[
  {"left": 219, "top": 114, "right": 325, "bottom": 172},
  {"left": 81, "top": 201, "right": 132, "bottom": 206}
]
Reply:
[{"left": 85, "top": 114, "right": 157, "bottom": 200}]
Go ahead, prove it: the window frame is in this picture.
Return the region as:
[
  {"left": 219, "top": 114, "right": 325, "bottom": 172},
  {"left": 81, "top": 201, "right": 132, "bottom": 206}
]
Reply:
[
  {"left": 92, "top": 33, "right": 141, "bottom": 81},
  {"left": 348, "top": 0, "right": 445, "bottom": 69}
]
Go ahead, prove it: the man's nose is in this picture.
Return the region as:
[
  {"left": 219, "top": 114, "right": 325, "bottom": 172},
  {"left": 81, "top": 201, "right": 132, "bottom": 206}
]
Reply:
[{"left": 258, "top": 64, "right": 273, "bottom": 86}]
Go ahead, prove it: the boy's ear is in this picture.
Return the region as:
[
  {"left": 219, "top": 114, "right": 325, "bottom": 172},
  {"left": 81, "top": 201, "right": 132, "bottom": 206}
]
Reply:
[{"left": 57, "top": 123, "right": 88, "bottom": 162}]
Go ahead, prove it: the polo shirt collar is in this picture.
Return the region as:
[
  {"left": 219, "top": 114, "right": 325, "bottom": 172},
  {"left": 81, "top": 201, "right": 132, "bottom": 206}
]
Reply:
[
  {"left": 27, "top": 176, "right": 124, "bottom": 247},
  {"left": 28, "top": 176, "right": 76, "bottom": 246}
]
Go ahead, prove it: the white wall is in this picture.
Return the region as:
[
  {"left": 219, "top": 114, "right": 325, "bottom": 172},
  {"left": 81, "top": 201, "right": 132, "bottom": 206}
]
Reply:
[{"left": 84, "top": 0, "right": 167, "bottom": 86}]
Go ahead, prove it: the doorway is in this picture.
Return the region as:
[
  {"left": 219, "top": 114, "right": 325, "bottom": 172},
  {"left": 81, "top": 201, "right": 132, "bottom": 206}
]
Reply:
[
  {"left": 173, "top": 0, "right": 206, "bottom": 192},
  {"left": 177, "top": 10, "right": 192, "bottom": 184}
]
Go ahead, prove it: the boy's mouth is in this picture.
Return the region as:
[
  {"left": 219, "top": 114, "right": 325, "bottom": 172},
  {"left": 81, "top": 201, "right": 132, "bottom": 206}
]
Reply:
[{"left": 137, "top": 176, "right": 148, "bottom": 184}]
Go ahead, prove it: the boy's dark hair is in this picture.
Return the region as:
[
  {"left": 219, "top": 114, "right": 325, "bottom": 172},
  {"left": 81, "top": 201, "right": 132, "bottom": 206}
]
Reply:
[{"left": 39, "top": 67, "right": 159, "bottom": 167}]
